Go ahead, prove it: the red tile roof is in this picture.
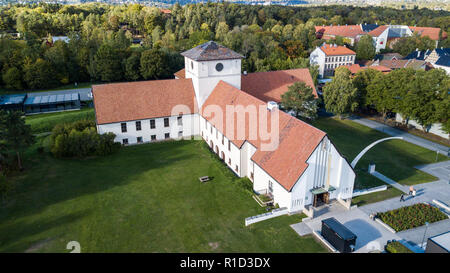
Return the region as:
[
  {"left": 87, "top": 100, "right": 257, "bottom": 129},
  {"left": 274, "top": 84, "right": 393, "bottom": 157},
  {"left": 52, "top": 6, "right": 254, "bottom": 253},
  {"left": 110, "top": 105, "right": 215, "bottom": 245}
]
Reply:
[
  {"left": 93, "top": 79, "right": 197, "bottom": 125},
  {"left": 201, "top": 81, "right": 326, "bottom": 191},
  {"left": 409, "top": 26, "right": 446, "bottom": 41},
  {"left": 315, "top": 25, "right": 365, "bottom": 38},
  {"left": 174, "top": 68, "right": 186, "bottom": 79},
  {"left": 320, "top": 44, "right": 356, "bottom": 56},
  {"left": 377, "top": 59, "right": 410, "bottom": 69},
  {"left": 368, "top": 25, "right": 389, "bottom": 37},
  {"left": 342, "top": 64, "right": 391, "bottom": 74},
  {"left": 241, "top": 68, "right": 317, "bottom": 103}
]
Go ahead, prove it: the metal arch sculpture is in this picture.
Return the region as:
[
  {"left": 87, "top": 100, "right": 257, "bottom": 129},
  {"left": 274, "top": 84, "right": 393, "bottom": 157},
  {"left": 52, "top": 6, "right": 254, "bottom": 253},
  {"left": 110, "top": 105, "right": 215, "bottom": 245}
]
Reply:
[{"left": 351, "top": 137, "right": 403, "bottom": 168}]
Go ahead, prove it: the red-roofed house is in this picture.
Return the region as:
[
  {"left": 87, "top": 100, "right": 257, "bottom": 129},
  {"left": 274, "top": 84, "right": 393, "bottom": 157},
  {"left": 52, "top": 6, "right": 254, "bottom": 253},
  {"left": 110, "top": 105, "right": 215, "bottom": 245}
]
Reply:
[
  {"left": 93, "top": 41, "right": 356, "bottom": 215},
  {"left": 315, "top": 25, "right": 366, "bottom": 46},
  {"left": 368, "top": 25, "right": 446, "bottom": 52},
  {"left": 310, "top": 43, "right": 356, "bottom": 77}
]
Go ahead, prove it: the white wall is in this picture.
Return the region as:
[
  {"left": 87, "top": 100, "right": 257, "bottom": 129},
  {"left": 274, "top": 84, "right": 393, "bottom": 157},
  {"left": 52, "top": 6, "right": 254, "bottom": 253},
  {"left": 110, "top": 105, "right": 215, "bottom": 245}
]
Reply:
[
  {"left": 199, "top": 115, "right": 242, "bottom": 176},
  {"left": 97, "top": 114, "right": 200, "bottom": 144},
  {"left": 373, "top": 27, "right": 389, "bottom": 53},
  {"left": 310, "top": 47, "right": 325, "bottom": 77},
  {"left": 185, "top": 57, "right": 242, "bottom": 108},
  {"left": 253, "top": 136, "right": 356, "bottom": 213},
  {"left": 396, "top": 113, "right": 449, "bottom": 140},
  {"left": 433, "top": 64, "right": 450, "bottom": 75}
]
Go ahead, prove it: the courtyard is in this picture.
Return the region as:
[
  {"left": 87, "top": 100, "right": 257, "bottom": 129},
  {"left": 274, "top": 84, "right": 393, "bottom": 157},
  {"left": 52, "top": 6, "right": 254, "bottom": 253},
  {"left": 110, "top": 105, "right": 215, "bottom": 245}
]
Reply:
[{"left": 0, "top": 140, "right": 325, "bottom": 253}]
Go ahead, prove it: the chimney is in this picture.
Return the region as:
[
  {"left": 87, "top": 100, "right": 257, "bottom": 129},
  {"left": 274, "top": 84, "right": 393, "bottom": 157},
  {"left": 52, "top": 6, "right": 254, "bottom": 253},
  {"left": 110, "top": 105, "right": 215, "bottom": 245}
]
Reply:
[{"left": 267, "top": 101, "right": 278, "bottom": 112}]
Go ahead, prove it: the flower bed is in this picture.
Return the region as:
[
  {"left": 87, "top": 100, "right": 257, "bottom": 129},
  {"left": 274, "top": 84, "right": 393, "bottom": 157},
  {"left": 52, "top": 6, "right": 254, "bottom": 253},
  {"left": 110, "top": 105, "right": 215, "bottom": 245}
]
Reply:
[
  {"left": 377, "top": 203, "right": 447, "bottom": 232},
  {"left": 385, "top": 241, "right": 413, "bottom": 253}
]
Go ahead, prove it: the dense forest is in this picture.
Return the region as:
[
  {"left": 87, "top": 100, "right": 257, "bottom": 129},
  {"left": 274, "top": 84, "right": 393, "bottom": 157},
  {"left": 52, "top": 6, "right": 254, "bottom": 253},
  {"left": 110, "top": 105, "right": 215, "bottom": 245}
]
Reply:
[{"left": 0, "top": 2, "right": 449, "bottom": 91}]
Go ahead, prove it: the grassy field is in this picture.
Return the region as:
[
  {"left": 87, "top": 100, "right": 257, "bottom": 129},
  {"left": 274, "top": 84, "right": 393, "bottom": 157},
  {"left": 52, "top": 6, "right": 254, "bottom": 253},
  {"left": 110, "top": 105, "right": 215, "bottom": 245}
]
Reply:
[
  {"left": 312, "top": 117, "right": 448, "bottom": 187},
  {"left": 0, "top": 140, "right": 326, "bottom": 253},
  {"left": 26, "top": 108, "right": 95, "bottom": 134}
]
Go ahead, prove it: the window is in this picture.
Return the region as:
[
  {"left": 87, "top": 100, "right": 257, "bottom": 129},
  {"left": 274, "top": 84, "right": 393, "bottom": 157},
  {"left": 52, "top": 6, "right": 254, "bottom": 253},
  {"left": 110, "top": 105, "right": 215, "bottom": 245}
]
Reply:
[
  {"left": 177, "top": 116, "right": 182, "bottom": 126},
  {"left": 228, "top": 158, "right": 231, "bottom": 165},
  {"left": 178, "top": 131, "right": 183, "bottom": 137},
  {"left": 164, "top": 118, "right": 169, "bottom": 127},
  {"left": 250, "top": 172, "right": 254, "bottom": 181},
  {"left": 136, "top": 121, "right": 141, "bottom": 131},
  {"left": 137, "top": 137, "right": 143, "bottom": 143},
  {"left": 122, "top": 138, "right": 128, "bottom": 145},
  {"left": 121, "top": 123, "right": 127, "bottom": 133},
  {"left": 215, "top": 63, "right": 224, "bottom": 72},
  {"left": 268, "top": 181, "right": 273, "bottom": 193},
  {"left": 228, "top": 141, "right": 231, "bottom": 151},
  {"left": 191, "top": 61, "right": 193, "bottom": 70},
  {"left": 210, "top": 125, "right": 213, "bottom": 134},
  {"left": 216, "top": 129, "right": 218, "bottom": 139},
  {"left": 150, "top": 119, "right": 155, "bottom": 129},
  {"left": 165, "top": 133, "right": 170, "bottom": 139},
  {"left": 222, "top": 135, "right": 224, "bottom": 145},
  {"left": 151, "top": 135, "right": 156, "bottom": 141},
  {"left": 235, "top": 165, "right": 239, "bottom": 173}
]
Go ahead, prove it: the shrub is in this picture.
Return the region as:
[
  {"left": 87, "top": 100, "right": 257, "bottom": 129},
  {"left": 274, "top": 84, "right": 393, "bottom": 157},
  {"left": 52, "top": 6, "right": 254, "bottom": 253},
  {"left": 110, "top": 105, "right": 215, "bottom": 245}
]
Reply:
[
  {"left": 50, "top": 119, "right": 120, "bottom": 158},
  {"left": 377, "top": 203, "right": 447, "bottom": 232}
]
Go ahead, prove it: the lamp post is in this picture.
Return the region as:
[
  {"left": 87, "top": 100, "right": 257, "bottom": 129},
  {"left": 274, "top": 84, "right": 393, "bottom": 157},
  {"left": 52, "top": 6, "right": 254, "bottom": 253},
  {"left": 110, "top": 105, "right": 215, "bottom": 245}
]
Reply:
[{"left": 421, "top": 222, "right": 429, "bottom": 249}]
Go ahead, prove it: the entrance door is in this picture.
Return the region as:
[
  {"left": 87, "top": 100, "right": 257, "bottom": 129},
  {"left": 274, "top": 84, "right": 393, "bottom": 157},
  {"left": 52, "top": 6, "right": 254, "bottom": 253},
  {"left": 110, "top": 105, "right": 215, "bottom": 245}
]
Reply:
[{"left": 313, "top": 192, "right": 330, "bottom": 207}]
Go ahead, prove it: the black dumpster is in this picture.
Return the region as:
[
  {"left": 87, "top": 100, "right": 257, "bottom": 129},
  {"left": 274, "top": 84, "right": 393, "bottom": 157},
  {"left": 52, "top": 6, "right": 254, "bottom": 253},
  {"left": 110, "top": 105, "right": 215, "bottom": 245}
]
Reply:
[{"left": 321, "top": 217, "right": 357, "bottom": 253}]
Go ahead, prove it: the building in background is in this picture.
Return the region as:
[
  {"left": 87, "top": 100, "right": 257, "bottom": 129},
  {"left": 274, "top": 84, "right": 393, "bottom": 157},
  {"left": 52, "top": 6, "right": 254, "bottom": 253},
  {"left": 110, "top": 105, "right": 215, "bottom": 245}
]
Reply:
[{"left": 310, "top": 43, "right": 356, "bottom": 77}]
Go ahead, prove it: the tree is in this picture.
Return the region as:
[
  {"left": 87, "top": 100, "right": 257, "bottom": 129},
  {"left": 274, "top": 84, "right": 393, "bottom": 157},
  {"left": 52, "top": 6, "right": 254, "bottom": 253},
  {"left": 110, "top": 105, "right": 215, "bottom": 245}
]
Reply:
[
  {"left": 281, "top": 82, "right": 318, "bottom": 120},
  {"left": 140, "top": 48, "right": 169, "bottom": 80},
  {"left": 352, "top": 68, "right": 381, "bottom": 112},
  {"left": 407, "top": 69, "right": 448, "bottom": 132},
  {"left": 0, "top": 111, "right": 35, "bottom": 170},
  {"left": 392, "top": 33, "right": 436, "bottom": 56},
  {"left": 322, "top": 67, "right": 358, "bottom": 119},
  {"left": 356, "top": 35, "right": 376, "bottom": 60},
  {"left": 2, "top": 67, "right": 23, "bottom": 90},
  {"left": 366, "top": 73, "right": 395, "bottom": 118},
  {"left": 124, "top": 53, "right": 141, "bottom": 81},
  {"left": 94, "top": 43, "right": 123, "bottom": 82}
]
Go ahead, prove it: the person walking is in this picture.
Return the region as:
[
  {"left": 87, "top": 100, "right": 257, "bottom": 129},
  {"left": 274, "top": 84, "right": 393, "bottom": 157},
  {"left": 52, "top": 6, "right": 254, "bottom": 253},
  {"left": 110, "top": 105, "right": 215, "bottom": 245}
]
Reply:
[
  {"left": 400, "top": 194, "right": 405, "bottom": 202},
  {"left": 409, "top": 186, "right": 414, "bottom": 196}
]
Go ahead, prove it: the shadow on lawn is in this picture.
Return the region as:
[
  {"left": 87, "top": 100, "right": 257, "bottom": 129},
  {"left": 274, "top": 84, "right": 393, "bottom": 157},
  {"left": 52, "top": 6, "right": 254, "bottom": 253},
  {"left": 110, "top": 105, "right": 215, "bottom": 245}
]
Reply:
[
  {"left": 0, "top": 209, "right": 90, "bottom": 252},
  {"left": 0, "top": 140, "right": 196, "bottom": 229}
]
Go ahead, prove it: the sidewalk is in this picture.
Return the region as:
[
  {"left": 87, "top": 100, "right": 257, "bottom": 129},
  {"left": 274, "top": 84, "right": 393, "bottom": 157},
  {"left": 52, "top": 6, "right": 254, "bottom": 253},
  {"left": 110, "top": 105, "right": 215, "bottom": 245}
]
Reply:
[{"left": 349, "top": 116, "right": 449, "bottom": 156}]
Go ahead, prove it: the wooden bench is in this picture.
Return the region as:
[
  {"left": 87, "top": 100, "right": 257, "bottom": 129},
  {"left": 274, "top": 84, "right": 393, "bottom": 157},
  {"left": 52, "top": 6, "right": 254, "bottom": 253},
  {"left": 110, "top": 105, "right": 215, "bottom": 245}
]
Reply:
[{"left": 199, "top": 176, "right": 210, "bottom": 183}]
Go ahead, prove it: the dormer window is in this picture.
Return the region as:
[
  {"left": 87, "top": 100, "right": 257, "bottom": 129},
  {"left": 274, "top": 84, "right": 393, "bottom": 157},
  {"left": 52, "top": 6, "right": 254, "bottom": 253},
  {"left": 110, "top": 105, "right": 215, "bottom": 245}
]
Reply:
[{"left": 215, "top": 63, "right": 224, "bottom": 72}]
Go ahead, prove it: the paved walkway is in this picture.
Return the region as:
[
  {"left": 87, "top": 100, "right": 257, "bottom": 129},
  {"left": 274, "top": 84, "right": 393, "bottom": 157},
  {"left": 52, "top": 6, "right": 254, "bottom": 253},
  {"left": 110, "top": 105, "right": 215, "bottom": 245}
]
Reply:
[
  {"left": 292, "top": 203, "right": 401, "bottom": 253},
  {"left": 349, "top": 116, "right": 449, "bottom": 156},
  {"left": 370, "top": 171, "right": 409, "bottom": 193}
]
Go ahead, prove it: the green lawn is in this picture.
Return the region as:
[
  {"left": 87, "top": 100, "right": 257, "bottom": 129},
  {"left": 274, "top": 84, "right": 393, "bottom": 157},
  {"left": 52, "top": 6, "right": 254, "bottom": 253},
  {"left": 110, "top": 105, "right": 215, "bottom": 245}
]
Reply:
[
  {"left": 26, "top": 108, "right": 95, "bottom": 134},
  {"left": 312, "top": 117, "right": 448, "bottom": 187},
  {"left": 0, "top": 140, "right": 326, "bottom": 253}
]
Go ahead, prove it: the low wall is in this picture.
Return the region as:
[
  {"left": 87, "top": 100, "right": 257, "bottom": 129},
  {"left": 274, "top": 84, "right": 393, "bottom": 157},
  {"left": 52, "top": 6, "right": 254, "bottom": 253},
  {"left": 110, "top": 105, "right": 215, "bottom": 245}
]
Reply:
[
  {"left": 352, "top": 185, "right": 388, "bottom": 197},
  {"left": 245, "top": 207, "right": 288, "bottom": 226},
  {"left": 396, "top": 113, "right": 449, "bottom": 140}
]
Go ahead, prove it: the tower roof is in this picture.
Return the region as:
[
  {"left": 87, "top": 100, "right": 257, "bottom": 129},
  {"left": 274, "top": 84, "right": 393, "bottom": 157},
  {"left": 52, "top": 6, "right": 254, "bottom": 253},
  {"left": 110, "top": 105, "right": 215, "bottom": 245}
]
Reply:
[{"left": 181, "top": 41, "right": 244, "bottom": 61}]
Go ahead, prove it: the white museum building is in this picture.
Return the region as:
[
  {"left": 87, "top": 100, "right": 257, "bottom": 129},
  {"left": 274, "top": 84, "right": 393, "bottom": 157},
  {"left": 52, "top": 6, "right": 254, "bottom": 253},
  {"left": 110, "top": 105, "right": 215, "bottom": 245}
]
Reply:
[{"left": 93, "top": 41, "right": 356, "bottom": 214}]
